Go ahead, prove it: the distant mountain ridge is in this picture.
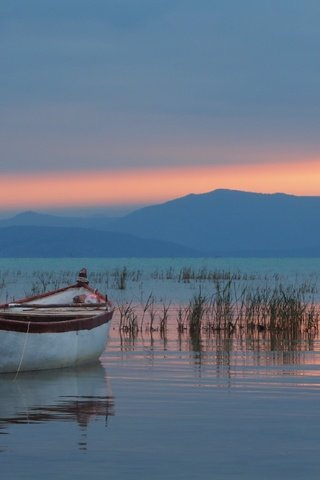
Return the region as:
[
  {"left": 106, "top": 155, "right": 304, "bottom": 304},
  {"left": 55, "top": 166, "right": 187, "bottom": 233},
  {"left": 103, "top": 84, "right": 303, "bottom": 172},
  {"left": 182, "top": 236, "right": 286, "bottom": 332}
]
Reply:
[
  {"left": 0, "top": 226, "right": 199, "bottom": 258},
  {"left": 1, "top": 189, "right": 320, "bottom": 257},
  {"left": 106, "top": 189, "right": 320, "bottom": 256},
  {"left": 0, "top": 211, "right": 113, "bottom": 230}
]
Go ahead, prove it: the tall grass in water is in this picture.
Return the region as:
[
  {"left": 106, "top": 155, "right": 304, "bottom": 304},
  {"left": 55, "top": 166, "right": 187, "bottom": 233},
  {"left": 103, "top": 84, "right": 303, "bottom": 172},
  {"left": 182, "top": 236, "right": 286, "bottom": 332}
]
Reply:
[
  {"left": 118, "top": 301, "right": 139, "bottom": 336},
  {"left": 170, "top": 280, "right": 319, "bottom": 337},
  {"left": 207, "top": 281, "right": 319, "bottom": 334},
  {"left": 159, "top": 303, "right": 170, "bottom": 337},
  {"left": 188, "top": 290, "right": 207, "bottom": 335},
  {"left": 116, "top": 280, "right": 319, "bottom": 340},
  {"left": 267, "top": 285, "right": 306, "bottom": 333},
  {"left": 211, "top": 279, "right": 235, "bottom": 332}
]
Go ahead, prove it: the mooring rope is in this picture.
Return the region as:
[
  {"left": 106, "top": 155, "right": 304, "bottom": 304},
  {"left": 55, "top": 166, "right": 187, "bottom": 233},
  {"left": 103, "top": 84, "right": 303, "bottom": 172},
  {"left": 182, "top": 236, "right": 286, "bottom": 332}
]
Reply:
[{"left": 13, "top": 321, "right": 31, "bottom": 381}]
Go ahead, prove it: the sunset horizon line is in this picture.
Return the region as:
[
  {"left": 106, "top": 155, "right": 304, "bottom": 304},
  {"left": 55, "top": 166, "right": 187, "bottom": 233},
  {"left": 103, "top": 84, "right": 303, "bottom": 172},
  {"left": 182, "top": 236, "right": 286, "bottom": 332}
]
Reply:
[
  {"left": 1, "top": 161, "right": 320, "bottom": 213},
  {"left": 1, "top": 185, "right": 320, "bottom": 220}
]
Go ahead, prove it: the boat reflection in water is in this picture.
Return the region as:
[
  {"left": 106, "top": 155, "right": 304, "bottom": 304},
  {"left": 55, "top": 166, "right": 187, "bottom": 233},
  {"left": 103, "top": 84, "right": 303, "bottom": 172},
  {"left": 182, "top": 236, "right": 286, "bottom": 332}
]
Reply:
[{"left": 0, "top": 362, "right": 114, "bottom": 451}]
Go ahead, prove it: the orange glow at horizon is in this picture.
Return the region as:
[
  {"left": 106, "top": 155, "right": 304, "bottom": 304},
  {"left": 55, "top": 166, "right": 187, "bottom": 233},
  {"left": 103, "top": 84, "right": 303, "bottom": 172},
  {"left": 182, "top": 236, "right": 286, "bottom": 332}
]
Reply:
[{"left": 1, "top": 161, "right": 320, "bottom": 210}]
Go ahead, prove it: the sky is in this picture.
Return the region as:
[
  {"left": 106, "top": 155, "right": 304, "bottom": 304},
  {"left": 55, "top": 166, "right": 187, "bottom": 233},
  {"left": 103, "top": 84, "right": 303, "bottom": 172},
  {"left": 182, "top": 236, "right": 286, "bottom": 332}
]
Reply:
[{"left": 1, "top": 0, "right": 320, "bottom": 216}]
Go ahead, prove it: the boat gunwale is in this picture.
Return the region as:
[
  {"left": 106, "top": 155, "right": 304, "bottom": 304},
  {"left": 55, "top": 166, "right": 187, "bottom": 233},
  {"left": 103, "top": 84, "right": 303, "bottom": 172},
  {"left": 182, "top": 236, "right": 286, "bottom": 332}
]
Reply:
[
  {"left": 0, "top": 281, "right": 108, "bottom": 307},
  {"left": 0, "top": 309, "right": 113, "bottom": 333}
]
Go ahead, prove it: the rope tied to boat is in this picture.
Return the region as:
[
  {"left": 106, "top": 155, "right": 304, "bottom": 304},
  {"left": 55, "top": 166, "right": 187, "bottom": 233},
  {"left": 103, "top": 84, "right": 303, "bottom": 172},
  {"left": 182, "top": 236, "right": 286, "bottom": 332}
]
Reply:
[{"left": 13, "top": 320, "right": 31, "bottom": 381}]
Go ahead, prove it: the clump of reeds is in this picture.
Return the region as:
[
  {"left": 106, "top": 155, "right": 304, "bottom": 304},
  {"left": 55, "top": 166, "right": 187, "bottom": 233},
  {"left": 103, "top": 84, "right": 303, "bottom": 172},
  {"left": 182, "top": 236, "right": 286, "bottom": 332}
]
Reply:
[
  {"left": 185, "top": 280, "right": 320, "bottom": 336},
  {"left": 178, "top": 267, "right": 244, "bottom": 283},
  {"left": 267, "top": 285, "right": 316, "bottom": 333},
  {"left": 177, "top": 306, "right": 189, "bottom": 333},
  {"left": 117, "top": 293, "right": 172, "bottom": 337},
  {"left": 114, "top": 278, "right": 320, "bottom": 341},
  {"left": 0, "top": 272, "right": 6, "bottom": 300},
  {"left": 159, "top": 302, "right": 171, "bottom": 337},
  {"left": 118, "top": 301, "right": 139, "bottom": 335},
  {"left": 210, "top": 279, "right": 235, "bottom": 332},
  {"left": 144, "top": 298, "right": 171, "bottom": 336},
  {"left": 188, "top": 290, "right": 207, "bottom": 335},
  {"left": 114, "top": 267, "right": 128, "bottom": 290},
  {"left": 139, "top": 293, "right": 154, "bottom": 332}
]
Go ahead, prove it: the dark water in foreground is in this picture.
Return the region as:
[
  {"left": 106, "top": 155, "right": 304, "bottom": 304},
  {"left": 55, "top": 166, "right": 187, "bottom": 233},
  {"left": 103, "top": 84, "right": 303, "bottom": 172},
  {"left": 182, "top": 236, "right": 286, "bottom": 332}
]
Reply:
[{"left": 2, "top": 326, "right": 320, "bottom": 480}]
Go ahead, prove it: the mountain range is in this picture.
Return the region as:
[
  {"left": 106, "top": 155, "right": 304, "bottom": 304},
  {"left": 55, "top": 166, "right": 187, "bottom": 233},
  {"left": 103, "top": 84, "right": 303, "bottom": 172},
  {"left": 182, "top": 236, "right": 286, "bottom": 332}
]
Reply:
[{"left": 0, "top": 189, "right": 320, "bottom": 257}]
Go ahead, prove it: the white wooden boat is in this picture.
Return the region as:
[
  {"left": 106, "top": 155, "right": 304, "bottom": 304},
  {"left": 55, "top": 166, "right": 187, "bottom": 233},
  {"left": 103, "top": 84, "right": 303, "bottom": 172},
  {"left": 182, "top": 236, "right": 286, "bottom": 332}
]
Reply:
[{"left": 0, "top": 269, "right": 114, "bottom": 374}]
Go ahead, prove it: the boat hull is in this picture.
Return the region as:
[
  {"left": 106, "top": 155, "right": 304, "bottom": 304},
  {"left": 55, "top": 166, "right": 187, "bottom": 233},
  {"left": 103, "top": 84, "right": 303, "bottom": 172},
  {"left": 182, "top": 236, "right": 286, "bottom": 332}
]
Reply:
[{"left": 0, "top": 313, "right": 112, "bottom": 373}]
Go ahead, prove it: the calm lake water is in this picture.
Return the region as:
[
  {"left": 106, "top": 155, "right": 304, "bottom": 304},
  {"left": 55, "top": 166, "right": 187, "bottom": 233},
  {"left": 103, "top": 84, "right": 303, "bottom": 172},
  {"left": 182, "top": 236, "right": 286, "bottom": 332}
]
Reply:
[{"left": 2, "top": 258, "right": 320, "bottom": 479}]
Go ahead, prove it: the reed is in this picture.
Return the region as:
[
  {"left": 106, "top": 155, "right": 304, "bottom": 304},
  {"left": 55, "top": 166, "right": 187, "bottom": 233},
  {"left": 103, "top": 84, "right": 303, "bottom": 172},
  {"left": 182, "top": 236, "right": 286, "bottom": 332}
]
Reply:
[
  {"left": 148, "top": 301, "right": 157, "bottom": 332},
  {"left": 114, "top": 267, "right": 128, "bottom": 290},
  {"left": 211, "top": 279, "right": 234, "bottom": 331},
  {"left": 159, "top": 302, "right": 171, "bottom": 336},
  {"left": 177, "top": 305, "right": 189, "bottom": 333},
  {"left": 0, "top": 273, "right": 6, "bottom": 301},
  {"left": 139, "top": 293, "right": 154, "bottom": 332},
  {"left": 188, "top": 290, "right": 207, "bottom": 335},
  {"left": 117, "top": 301, "right": 139, "bottom": 335}
]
